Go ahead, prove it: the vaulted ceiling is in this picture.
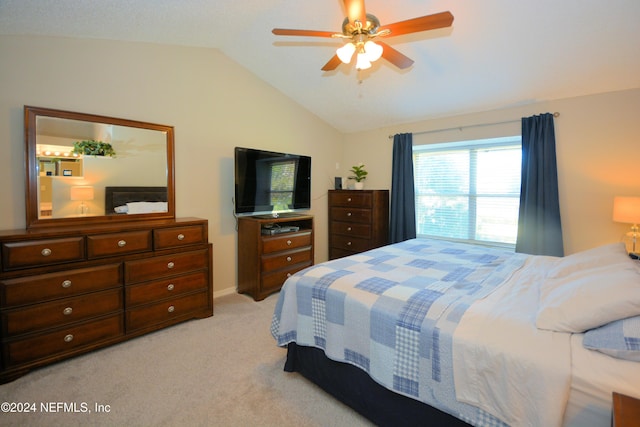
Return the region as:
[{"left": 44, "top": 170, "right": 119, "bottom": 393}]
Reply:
[{"left": 1, "top": 0, "right": 639, "bottom": 133}]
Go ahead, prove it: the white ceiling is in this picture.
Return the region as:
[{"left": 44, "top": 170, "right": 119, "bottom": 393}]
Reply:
[{"left": 1, "top": 0, "right": 639, "bottom": 133}]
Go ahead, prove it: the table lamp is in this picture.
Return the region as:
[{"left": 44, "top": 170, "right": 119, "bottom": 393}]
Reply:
[
  {"left": 613, "top": 196, "right": 640, "bottom": 257},
  {"left": 70, "top": 186, "right": 94, "bottom": 215}
]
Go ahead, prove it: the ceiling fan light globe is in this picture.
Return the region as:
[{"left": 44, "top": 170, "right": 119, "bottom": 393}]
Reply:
[
  {"left": 364, "top": 41, "right": 383, "bottom": 62},
  {"left": 356, "top": 53, "right": 372, "bottom": 70},
  {"left": 336, "top": 43, "right": 356, "bottom": 64}
]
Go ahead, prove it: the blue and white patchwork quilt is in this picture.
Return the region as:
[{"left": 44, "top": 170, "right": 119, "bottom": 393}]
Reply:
[{"left": 271, "top": 238, "right": 528, "bottom": 426}]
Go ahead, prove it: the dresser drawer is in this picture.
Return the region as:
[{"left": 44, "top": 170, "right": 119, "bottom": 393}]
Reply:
[
  {"left": 1, "top": 237, "right": 85, "bottom": 270},
  {"left": 329, "top": 191, "right": 372, "bottom": 208},
  {"left": 262, "top": 232, "right": 312, "bottom": 254},
  {"left": 330, "top": 221, "right": 372, "bottom": 239},
  {"left": 126, "top": 290, "right": 209, "bottom": 332},
  {"left": 0, "top": 264, "right": 122, "bottom": 308},
  {"left": 154, "top": 225, "right": 206, "bottom": 250},
  {"left": 331, "top": 234, "right": 372, "bottom": 253},
  {"left": 126, "top": 271, "right": 208, "bottom": 306},
  {"left": 87, "top": 230, "right": 152, "bottom": 258},
  {"left": 261, "top": 248, "right": 312, "bottom": 273},
  {"left": 124, "top": 249, "right": 208, "bottom": 284},
  {"left": 4, "top": 314, "right": 123, "bottom": 366},
  {"left": 3, "top": 288, "right": 122, "bottom": 336},
  {"left": 262, "top": 262, "right": 311, "bottom": 294},
  {"left": 330, "top": 207, "right": 372, "bottom": 223}
]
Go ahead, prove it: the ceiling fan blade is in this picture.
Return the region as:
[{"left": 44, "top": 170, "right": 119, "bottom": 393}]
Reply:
[
  {"left": 377, "top": 41, "right": 414, "bottom": 69},
  {"left": 321, "top": 54, "right": 343, "bottom": 71},
  {"left": 343, "top": 0, "right": 367, "bottom": 26},
  {"left": 272, "top": 28, "right": 336, "bottom": 38},
  {"left": 378, "top": 11, "right": 454, "bottom": 37}
]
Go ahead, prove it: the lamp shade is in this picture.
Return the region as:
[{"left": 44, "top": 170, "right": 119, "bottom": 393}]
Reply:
[
  {"left": 363, "top": 41, "right": 383, "bottom": 62},
  {"left": 355, "top": 52, "right": 371, "bottom": 70},
  {"left": 336, "top": 43, "right": 356, "bottom": 64},
  {"left": 70, "top": 186, "right": 94, "bottom": 201},
  {"left": 613, "top": 196, "right": 640, "bottom": 224}
]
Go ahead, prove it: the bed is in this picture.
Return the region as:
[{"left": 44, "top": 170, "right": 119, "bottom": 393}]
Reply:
[
  {"left": 271, "top": 238, "right": 640, "bottom": 426},
  {"left": 104, "top": 186, "right": 168, "bottom": 215}
]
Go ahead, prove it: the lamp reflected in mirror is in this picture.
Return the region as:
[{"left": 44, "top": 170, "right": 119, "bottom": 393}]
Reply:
[{"left": 70, "top": 186, "right": 94, "bottom": 216}]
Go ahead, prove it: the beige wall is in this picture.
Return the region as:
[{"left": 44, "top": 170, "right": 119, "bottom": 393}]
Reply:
[
  {"left": 0, "top": 35, "right": 343, "bottom": 296},
  {"left": 341, "top": 88, "right": 640, "bottom": 255}
]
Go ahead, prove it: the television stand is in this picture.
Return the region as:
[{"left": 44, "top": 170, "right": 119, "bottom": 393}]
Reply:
[{"left": 237, "top": 215, "right": 314, "bottom": 301}]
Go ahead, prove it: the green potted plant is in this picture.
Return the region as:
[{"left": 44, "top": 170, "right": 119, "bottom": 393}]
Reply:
[
  {"left": 71, "top": 139, "right": 116, "bottom": 157},
  {"left": 348, "top": 163, "right": 368, "bottom": 189}
]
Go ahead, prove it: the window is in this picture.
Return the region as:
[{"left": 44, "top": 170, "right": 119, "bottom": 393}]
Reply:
[
  {"left": 269, "top": 160, "right": 297, "bottom": 211},
  {"left": 413, "top": 137, "right": 521, "bottom": 247}
]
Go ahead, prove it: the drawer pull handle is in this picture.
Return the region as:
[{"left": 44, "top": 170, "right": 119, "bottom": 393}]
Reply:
[
  {"left": 286, "top": 240, "right": 292, "bottom": 246},
  {"left": 64, "top": 334, "right": 74, "bottom": 343},
  {"left": 347, "top": 197, "right": 352, "bottom": 202},
  {"left": 62, "top": 280, "right": 72, "bottom": 288},
  {"left": 41, "top": 248, "right": 52, "bottom": 256},
  {"left": 118, "top": 240, "right": 127, "bottom": 247},
  {"left": 63, "top": 307, "right": 73, "bottom": 316},
  {"left": 347, "top": 212, "right": 352, "bottom": 217},
  {"left": 177, "top": 234, "right": 185, "bottom": 240},
  {"left": 167, "top": 284, "right": 175, "bottom": 291},
  {"left": 347, "top": 241, "right": 352, "bottom": 246},
  {"left": 347, "top": 227, "right": 352, "bottom": 231},
  {"left": 168, "top": 305, "right": 175, "bottom": 313},
  {"left": 286, "top": 256, "right": 292, "bottom": 262},
  {"left": 167, "top": 262, "right": 175, "bottom": 269}
]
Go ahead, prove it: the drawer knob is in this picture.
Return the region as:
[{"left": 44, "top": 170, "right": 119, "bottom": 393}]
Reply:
[
  {"left": 286, "top": 240, "right": 292, "bottom": 246},
  {"left": 167, "top": 261, "right": 175, "bottom": 269},
  {"left": 167, "top": 283, "right": 175, "bottom": 291},
  {"left": 347, "top": 212, "right": 352, "bottom": 217},
  {"left": 118, "top": 240, "right": 127, "bottom": 247},
  {"left": 63, "top": 307, "right": 73, "bottom": 316},
  {"left": 41, "top": 248, "right": 52, "bottom": 256},
  {"left": 347, "top": 197, "right": 352, "bottom": 202},
  {"left": 168, "top": 305, "right": 175, "bottom": 313},
  {"left": 347, "top": 226, "right": 352, "bottom": 231},
  {"left": 61, "top": 280, "right": 72, "bottom": 288},
  {"left": 286, "top": 273, "right": 292, "bottom": 278},
  {"left": 286, "top": 256, "right": 292, "bottom": 262},
  {"left": 177, "top": 233, "right": 185, "bottom": 241},
  {"left": 347, "top": 241, "right": 352, "bottom": 246},
  {"left": 64, "top": 334, "right": 74, "bottom": 343}
]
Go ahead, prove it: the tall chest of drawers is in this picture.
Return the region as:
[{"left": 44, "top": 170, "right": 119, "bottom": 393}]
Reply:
[
  {"left": 329, "top": 190, "right": 389, "bottom": 260},
  {"left": 237, "top": 215, "right": 313, "bottom": 301},
  {"left": 0, "top": 217, "right": 213, "bottom": 383}
]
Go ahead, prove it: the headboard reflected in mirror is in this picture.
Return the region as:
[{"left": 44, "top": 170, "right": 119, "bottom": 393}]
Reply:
[{"left": 25, "top": 106, "right": 175, "bottom": 229}]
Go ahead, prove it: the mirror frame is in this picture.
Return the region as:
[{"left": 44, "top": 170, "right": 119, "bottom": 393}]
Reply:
[{"left": 25, "top": 106, "right": 175, "bottom": 229}]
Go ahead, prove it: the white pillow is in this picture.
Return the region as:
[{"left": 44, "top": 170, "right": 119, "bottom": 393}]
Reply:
[
  {"left": 536, "top": 261, "right": 640, "bottom": 333},
  {"left": 126, "top": 201, "right": 168, "bottom": 214},
  {"left": 546, "top": 242, "right": 628, "bottom": 278}
]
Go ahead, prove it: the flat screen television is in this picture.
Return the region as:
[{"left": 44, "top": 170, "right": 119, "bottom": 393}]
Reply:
[{"left": 234, "top": 147, "right": 311, "bottom": 217}]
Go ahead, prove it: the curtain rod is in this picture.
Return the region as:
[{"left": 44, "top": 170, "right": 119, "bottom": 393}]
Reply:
[{"left": 388, "top": 112, "right": 560, "bottom": 139}]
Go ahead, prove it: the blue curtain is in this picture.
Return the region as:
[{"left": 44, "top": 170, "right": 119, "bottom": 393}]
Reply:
[
  {"left": 516, "top": 113, "right": 564, "bottom": 256},
  {"left": 390, "top": 133, "right": 416, "bottom": 243}
]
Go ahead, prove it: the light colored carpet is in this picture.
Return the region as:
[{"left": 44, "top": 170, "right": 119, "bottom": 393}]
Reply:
[{"left": 0, "top": 293, "right": 372, "bottom": 426}]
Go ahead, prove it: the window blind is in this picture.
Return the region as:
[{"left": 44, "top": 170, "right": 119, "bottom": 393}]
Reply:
[{"left": 413, "top": 137, "right": 521, "bottom": 246}]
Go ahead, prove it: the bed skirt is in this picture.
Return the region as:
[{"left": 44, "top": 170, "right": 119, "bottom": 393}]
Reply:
[{"left": 284, "top": 343, "right": 471, "bottom": 427}]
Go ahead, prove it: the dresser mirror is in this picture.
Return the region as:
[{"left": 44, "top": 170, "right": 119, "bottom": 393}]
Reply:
[{"left": 25, "top": 106, "right": 175, "bottom": 228}]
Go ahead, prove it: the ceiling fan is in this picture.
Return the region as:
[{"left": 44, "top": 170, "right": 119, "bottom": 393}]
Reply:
[{"left": 272, "top": 0, "right": 454, "bottom": 71}]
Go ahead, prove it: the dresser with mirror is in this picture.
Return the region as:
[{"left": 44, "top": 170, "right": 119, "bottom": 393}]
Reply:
[{"left": 0, "top": 106, "right": 213, "bottom": 383}]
